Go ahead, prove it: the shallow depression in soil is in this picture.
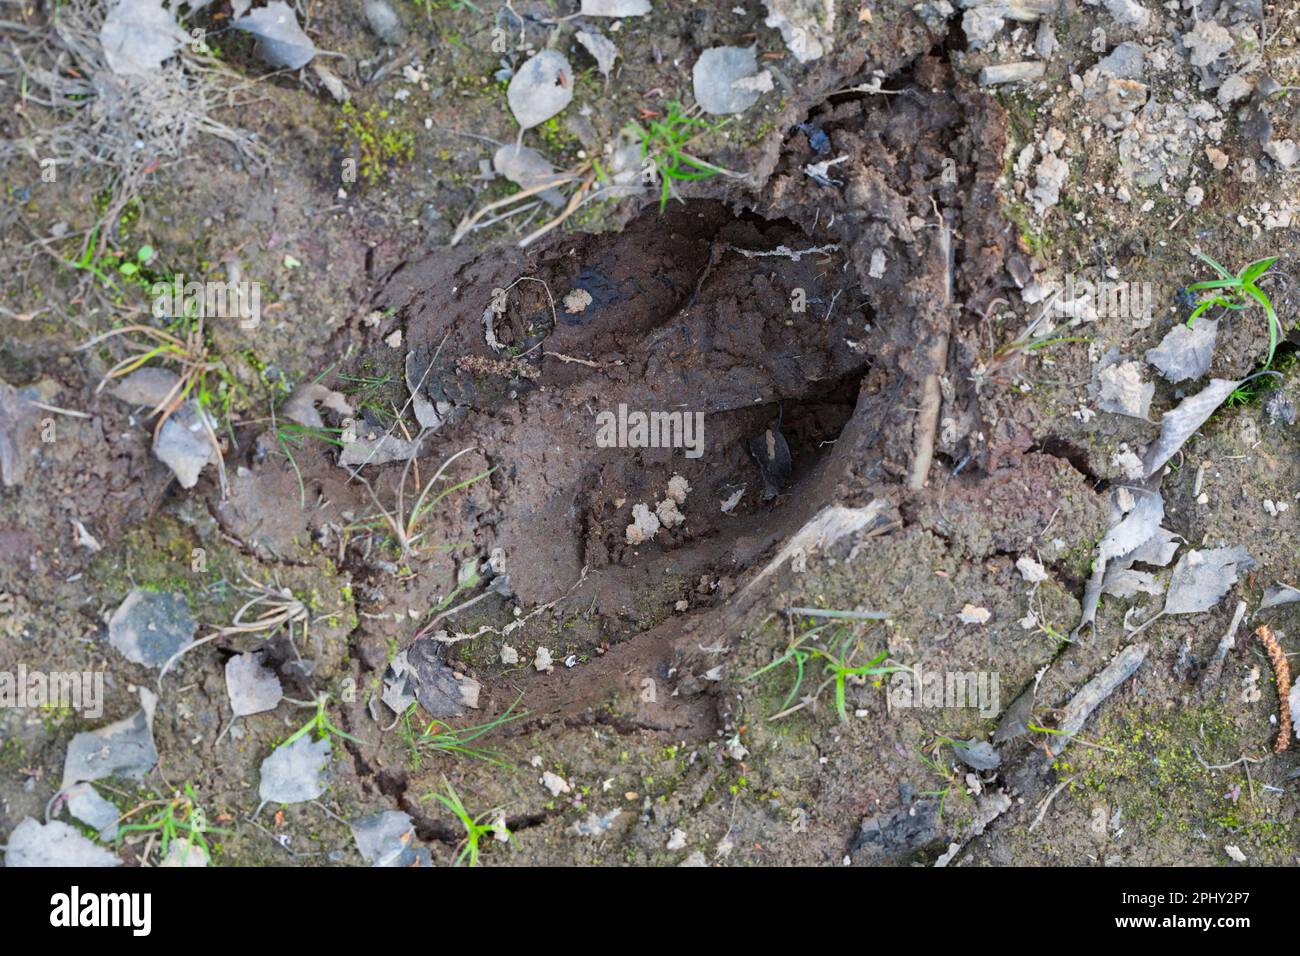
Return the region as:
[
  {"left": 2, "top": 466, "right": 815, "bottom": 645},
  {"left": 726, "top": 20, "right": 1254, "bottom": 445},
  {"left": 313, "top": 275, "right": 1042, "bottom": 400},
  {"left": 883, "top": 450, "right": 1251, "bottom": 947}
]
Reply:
[{"left": 377, "top": 201, "right": 879, "bottom": 621}]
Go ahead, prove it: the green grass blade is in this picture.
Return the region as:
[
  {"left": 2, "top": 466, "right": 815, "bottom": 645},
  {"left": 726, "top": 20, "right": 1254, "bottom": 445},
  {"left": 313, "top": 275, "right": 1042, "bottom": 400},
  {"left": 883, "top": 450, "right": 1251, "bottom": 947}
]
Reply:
[
  {"left": 1194, "top": 252, "right": 1234, "bottom": 280},
  {"left": 1185, "top": 278, "right": 1239, "bottom": 292},
  {"left": 1238, "top": 256, "right": 1278, "bottom": 285},
  {"left": 1241, "top": 284, "right": 1279, "bottom": 365}
]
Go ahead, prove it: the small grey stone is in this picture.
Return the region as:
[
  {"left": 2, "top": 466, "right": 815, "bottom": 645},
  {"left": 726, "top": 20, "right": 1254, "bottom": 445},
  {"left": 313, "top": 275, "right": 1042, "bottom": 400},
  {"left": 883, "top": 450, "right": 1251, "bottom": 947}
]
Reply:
[
  {"left": 363, "top": 0, "right": 404, "bottom": 43},
  {"left": 962, "top": 6, "right": 1005, "bottom": 49},
  {"left": 0, "top": 378, "right": 40, "bottom": 488},
  {"left": 225, "top": 652, "right": 283, "bottom": 717},
  {"left": 763, "top": 0, "right": 834, "bottom": 62},
  {"left": 108, "top": 588, "right": 197, "bottom": 668},
  {"left": 853, "top": 800, "right": 939, "bottom": 857},
  {"left": 1183, "top": 19, "right": 1233, "bottom": 68},
  {"left": 1265, "top": 390, "right": 1296, "bottom": 425},
  {"left": 1217, "top": 73, "right": 1253, "bottom": 106},
  {"left": 351, "top": 810, "right": 418, "bottom": 866},
  {"left": 693, "top": 46, "right": 764, "bottom": 115},
  {"left": 64, "top": 784, "right": 122, "bottom": 841},
  {"left": 953, "top": 739, "right": 1001, "bottom": 771},
  {"left": 1034, "top": 21, "right": 1059, "bottom": 59},
  {"left": 233, "top": 0, "right": 319, "bottom": 70},
  {"left": 1097, "top": 360, "right": 1154, "bottom": 418},
  {"left": 160, "top": 837, "right": 210, "bottom": 866},
  {"left": 110, "top": 366, "right": 181, "bottom": 407},
  {"left": 1100, "top": 0, "right": 1149, "bottom": 29},
  {"left": 259, "top": 735, "right": 331, "bottom": 805},
  {"left": 493, "top": 144, "right": 566, "bottom": 208},
  {"left": 1265, "top": 138, "right": 1300, "bottom": 168},
  {"left": 3, "top": 818, "right": 120, "bottom": 867},
  {"left": 575, "top": 29, "right": 618, "bottom": 78},
  {"left": 580, "top": 0, "right": 651, "bottom": 14},
  {"left": 153, "top": 400, "right": 216, "bottom": 488},
  {"left": 1097, "top": 41, "right": 1146, "bottom": 81},
  {"left": 1145, "top": 319, "right": 1218, "bottom": 382},
  {"left": 507, "top": 50, "right": 573, "bottom": 129},
  {"left": 61, "top": 691, "right": 159, "bottom": 788},
  {"left": 404, "top": 636, "right": 481, "bottom": 717},
  {"left": 1164, "top": 546, "right": 1254, "bottom": 615},
  {"left": 99, "top": 0, "right": 188, "bottom": 76}
]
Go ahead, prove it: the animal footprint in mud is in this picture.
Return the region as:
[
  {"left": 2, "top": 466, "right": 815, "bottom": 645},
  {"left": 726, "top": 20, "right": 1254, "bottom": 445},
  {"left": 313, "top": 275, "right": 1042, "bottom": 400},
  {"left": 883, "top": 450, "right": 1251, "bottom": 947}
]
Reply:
[{"left": 747, "top": 422, "right": 792, "bottom": 500}]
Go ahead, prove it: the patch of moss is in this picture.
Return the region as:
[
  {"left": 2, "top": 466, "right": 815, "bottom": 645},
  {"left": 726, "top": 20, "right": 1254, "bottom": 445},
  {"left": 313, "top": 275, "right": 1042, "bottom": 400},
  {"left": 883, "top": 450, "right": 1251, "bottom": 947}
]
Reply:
[
  {"left": 1070, "top": 704, "right": 1269, "bottom": 842},
  {"left": 536, "top": 115, "right": 580, "bottom": 160},
  {"left": 337, "top": 103, "right": 416, "bottom": 187},
  {"left": 89, "top": 514, "right": 242, "bottom": 618}
]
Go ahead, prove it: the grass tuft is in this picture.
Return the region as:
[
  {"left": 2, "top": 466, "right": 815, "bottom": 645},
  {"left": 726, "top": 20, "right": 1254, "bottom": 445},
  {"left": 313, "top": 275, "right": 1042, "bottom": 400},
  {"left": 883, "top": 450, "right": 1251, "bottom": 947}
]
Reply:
[
  {"left": 742, "top": 623, "right": 908, "bottom": 722},
  {"left": 635, "top": 102, "right": 730, "bottom": 212},
  {"left": 1185, "top": 253, "right": 1284, "bottom": 366},
  {"left": 426, "top": 779, "right": 507, "bottom": 867},
  {"left": 397, "top": 696, "right": 526, "bottom": 770}
]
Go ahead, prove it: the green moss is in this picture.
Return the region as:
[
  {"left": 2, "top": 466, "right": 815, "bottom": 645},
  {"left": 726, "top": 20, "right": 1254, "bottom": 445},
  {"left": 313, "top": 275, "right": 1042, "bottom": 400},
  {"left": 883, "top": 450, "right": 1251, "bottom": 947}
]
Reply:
[
  {"left": 1071, "top": 705, "right": 1272, "bottom": 844},
  {"left": 0, "top": 736, "right": 29, "bottom": 772},
  {"left": 337, "top": 103, "right": 416, "bottom": 186},
  {"left": 996, "top": 90, "right": 1044, "bottom": 157},
  {"left": 536, "top": 115, "right": 579, "bottom": 159},
  {"left": 1004, "top": 200, "right": 1049, "bottom": 259},
  {"left": 745, "top": 107, "right": 784, "bottom": 148},
  {"left": 90, "top": 515, "right": 238, "bottom": 612},
  {"left": 569, "top": 196, "right": 627, "bottom": 234}
]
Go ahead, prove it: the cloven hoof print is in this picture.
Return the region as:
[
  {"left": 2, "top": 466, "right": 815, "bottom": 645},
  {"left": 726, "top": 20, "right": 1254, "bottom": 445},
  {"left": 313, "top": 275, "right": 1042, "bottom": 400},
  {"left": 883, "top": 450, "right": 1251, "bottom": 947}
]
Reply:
[{"left": 0, "top": 0, "right": 1298, "bottom": 911}]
